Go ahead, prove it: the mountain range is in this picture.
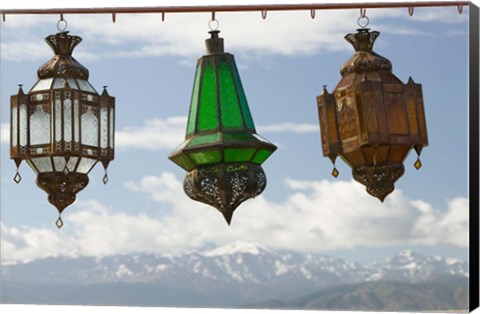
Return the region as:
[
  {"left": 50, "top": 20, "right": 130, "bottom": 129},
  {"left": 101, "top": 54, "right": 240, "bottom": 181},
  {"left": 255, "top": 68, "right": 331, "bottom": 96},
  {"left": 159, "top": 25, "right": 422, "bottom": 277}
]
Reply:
[{"left": 1, "top": 241, "right": 469, "bottom": 310}]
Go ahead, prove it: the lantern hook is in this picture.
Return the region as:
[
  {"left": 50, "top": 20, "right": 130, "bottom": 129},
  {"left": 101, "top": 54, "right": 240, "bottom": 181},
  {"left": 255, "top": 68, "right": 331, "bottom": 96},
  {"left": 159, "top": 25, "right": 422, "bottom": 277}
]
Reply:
[
  {"left": 310, "top": 9, "right": 316, "bottom": 19},
  {"left": 360, "top": 8, "right": 367, "bottom": 18},
  {"left": 57, "top": 17, "right": 68, "bottom": 32},
  {"left": 112, "top": 12, "right": 116, "bottom": 23},
  {"left": 457, "top": 3, "right": 464, "bottom": 14},
  {"left": 208, "top": 18, "right": 219, "bottom": 31},
  {"left": 261, "top": 9, "right": 268, "bottom": 19},
  {"left": 408, "top": 6, "right": 414, "bottom": 16},
  {"left": 2, "top": 13, "right": 6, "bottom": 22},
  {"left": 161, "top": 11, "right": 165, "bottom": 22}
]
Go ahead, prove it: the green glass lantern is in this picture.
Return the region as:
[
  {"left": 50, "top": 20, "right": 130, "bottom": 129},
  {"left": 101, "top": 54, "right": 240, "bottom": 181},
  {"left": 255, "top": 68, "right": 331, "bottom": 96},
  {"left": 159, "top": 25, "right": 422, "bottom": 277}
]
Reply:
[{"left": 169, "top": 30, "right": 277, "bottom": 224}]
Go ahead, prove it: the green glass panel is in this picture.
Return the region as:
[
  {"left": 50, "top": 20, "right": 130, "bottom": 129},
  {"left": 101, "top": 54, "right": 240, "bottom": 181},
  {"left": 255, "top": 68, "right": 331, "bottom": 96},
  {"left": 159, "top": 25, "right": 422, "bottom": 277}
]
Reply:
[
  {"left": 219, "top": 59, "right": 243, "bottom": 129},
  {"left": 224, "top": 148, "right": 256, "bottom": 162},
  {"left": 186, "top": 62, "right": 202, "bottom": 135},
  {"left": 222, "top": 132, "right": 255, "bottom": 143},
  {"left": 187, "top": 133, "right": 221, "bottom": 147},
  {"left": 189, "top": 150, "right": 221, "bottom": 165},
  {"left": 231, "top": 57, "right": 255, "bottom": 131},
  {"left": 252, "top": 148, "right": 273, "bottom": 165},
  {"left": 197, "top": 60, "right": 218, "bottom": 132},
  {"left": 172, "top": 154, "right": 195, "bottom": 171}
]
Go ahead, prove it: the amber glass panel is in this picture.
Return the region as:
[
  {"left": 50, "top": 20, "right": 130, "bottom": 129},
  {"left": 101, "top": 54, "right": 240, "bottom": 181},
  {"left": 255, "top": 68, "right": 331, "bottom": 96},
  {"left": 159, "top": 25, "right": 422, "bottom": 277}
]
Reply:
[
  {"left": 218, "top": 59, "right": 243, "bottom": 129},
  {"left": 197, "top": 60, "right": 218, "bottom": 132},
  {"left": 187, "top": 133, "right": 221, "bottom": 147},
  {"left": 187, "top": 62, "right": 202, "bottom": 135},
  {"left": 189, "top": 150, "right": 221, "bottom": 165},
  {"left": 224, "top": 148, "right": 256, "bottom": 162},
  {"left": 230, "top": 57, "right": 255, "bottom": 131},
  {"left": 252, "top": 149, "right": 273, "bottom": 165}
]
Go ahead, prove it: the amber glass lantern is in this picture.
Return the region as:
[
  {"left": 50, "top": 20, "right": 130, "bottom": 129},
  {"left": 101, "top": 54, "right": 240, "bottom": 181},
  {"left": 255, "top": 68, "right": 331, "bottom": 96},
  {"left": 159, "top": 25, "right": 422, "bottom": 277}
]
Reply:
[
  {"left": 317, "top": 27, "right": 428, "bottom": 201},
  {"left": 170, "top": 30, "right": 277, "bottom": 224},
  {"left": 10, "top": 29, "right": 115, "bottom": 228}
]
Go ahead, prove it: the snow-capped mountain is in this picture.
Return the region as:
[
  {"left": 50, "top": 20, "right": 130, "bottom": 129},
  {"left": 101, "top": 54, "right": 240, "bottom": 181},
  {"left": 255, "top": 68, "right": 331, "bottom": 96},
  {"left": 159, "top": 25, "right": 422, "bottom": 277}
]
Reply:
[
  {"left": 2, "top": 242, "right": 469, "bottom": 307},
  {"left": 3, "top": 241, "right": 468, "bottom": 287}
]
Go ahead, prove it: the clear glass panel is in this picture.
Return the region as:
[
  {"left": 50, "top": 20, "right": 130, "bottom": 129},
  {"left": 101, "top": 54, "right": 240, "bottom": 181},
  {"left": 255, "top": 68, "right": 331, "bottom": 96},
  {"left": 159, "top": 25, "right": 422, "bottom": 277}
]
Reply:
[
  {"left": 186, "top": 62, "right": 202, "bottom": 135},
  {"left": 26, "top": 159, "right": 39, "bottom": 174},
  {"left": 67, "top": 79, "right": 78, "bottom": 90},
  {"left": 76, "top": 80, "right": 97, "bottom": 93},
  {"left": 53, "top": 156, "right": 66, "bottom": 172},
  {"left": 74, "top": 100, "right": 80, "bottom": 142},
  {"left": 219, "top": 59, "right": 243, "bottom": 129},
  {"left": 109, "top": 107, "right": 114, "bottom": 149},
  {"left": 64, "top": 99, "right": 72, "bottom": 142},
  {"left": 31, "top": 78, "right": 54, "bottom": 92},
  {"left": 30, "top": 105, "right": 51, "bottom": 145},
  {"left": 198, "top": 61, "right": 218, "bottom": 131},
  {"left": 76, "top": 157, "right": 97, "bottom": 174},
  {"left": 53, "top": 78, "right": 65, "bottom": 89},
  {"left": 67, "top": 156, "right": 79, "bottom": 171},
  {"left": 32, "top": 157, "right": 53, "bottom": 173},
  {"left": 19, "top": 104, "right": 27, "bottom": 146},
  {"left": 100, "top": 107, "right": 108, "bottom": 148},
  {"left": 55, "top": 100, "right": 62, "bottom": 142},
  {"left": 81, "top": 106, "right": 98, "bottom": 146},
  {"left": 11, "top": 106, "right": 17, "bottom": 147}
]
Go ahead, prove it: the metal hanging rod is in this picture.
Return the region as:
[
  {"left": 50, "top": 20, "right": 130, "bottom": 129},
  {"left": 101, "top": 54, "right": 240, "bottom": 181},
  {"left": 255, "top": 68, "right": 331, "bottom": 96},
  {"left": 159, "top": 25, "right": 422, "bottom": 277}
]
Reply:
[{"left": 0, "top": 2, "right": 470, "bottom": 18}]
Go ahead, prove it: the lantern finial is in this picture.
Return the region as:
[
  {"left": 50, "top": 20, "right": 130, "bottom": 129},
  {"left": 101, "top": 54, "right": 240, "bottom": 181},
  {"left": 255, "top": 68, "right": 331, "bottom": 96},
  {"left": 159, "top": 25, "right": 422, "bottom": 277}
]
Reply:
[{"left": 38, "top": 31, "right": 89, "bottom": 80}]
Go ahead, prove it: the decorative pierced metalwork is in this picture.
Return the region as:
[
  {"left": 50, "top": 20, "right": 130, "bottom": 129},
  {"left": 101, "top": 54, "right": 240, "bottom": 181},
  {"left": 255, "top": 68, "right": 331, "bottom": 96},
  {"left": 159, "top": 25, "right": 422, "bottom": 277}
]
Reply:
[
  {"left": 317, "top": 27, "right": 428, "bottom": 201},
  {"left": 10, "top": 29, "right": 115, "bottom": 228},
  {"left": 170, "top": 30, "right": 276, "bottom": 224}
]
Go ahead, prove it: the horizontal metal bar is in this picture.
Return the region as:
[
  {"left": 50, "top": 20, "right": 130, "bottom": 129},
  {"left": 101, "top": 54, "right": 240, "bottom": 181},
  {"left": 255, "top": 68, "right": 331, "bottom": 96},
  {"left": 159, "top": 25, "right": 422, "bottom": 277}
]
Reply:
[{"left": 0, "top": 2, "right": 470, "bottom": 16}]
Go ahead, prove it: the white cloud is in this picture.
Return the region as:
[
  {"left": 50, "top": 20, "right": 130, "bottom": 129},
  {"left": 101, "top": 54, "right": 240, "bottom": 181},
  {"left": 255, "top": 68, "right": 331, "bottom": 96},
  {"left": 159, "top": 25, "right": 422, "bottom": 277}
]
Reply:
[
  {"left": 1, "top": 172, "right": 469, "bottom": 263},
  {"left": 115, "top": 116, "right": 186, "bottom": 150},
  {"left": 1, "top": 123, "right": 9, "bottom": 144},
  {"left": 0, "top": 5, "right": 465, "bottom": 62},
  {"left": 258, "top": 122, "right": 317, "bottom": 133},
  {"left": 115, "top": 117, "right": 317, "bottom": 150}
]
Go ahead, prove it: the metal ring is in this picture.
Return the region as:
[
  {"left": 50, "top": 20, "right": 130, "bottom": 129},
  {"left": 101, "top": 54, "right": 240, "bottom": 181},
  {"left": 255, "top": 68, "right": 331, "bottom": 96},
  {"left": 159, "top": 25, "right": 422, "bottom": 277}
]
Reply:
[
  {"left": 357, "top": 16, "right": 369, "bottom": 28},
  {"left": 310, "top": 9, "right": 315, "bottom": 19},
  {"left": 408, "top": 6, "right": 414, "bottom": 16},
  {"left": 208, "top": 19, "right": 219, "bottom": 31},
  {"left": 57, "top": 19, "right": 68, "bottom": 32}
]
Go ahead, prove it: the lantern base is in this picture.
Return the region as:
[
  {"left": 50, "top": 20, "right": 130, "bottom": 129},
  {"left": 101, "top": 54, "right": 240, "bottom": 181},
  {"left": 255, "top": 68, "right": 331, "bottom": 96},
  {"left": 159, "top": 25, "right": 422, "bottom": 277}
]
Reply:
[
  {"left": 352, "top": 163, "right": 404, "bottom": 202},
  {"left": 183, "top": 163, "right": 266, "bottom": 225},
  {"left": 36, "top": 172, "right": 89, "bottom": 213}
]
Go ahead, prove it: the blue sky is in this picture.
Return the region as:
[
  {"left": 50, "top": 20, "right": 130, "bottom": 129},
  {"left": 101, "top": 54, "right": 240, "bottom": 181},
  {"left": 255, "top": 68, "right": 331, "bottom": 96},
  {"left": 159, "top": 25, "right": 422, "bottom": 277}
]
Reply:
[{"left": 0, "top": 1, "right": 470, "bottom": 264}]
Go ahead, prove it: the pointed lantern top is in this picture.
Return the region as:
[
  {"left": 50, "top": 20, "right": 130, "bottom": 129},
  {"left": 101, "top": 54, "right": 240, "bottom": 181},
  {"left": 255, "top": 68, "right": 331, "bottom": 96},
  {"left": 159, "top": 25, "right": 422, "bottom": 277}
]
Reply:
[
  {"left": 340, "top": 28, "right": 392, "bottom": 76},
  {"left": 38, "top": 31, "right": 89, "bottom": 80}
]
